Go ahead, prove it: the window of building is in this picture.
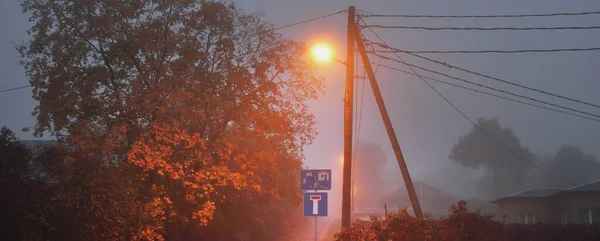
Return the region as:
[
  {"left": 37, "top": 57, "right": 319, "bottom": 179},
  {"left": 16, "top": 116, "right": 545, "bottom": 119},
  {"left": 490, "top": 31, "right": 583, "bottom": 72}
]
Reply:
[
  {"left": 518, "top": 213, "right": 536, "bottom": 224},
  {"left": 502, "top": 214, "right": 508, "bottom": 223},
  {"left": 578, "top": 208, "right": 600, "bottom": 224},
  {"left": 560, "top": 210, "right": 568, "bottom": 224}
]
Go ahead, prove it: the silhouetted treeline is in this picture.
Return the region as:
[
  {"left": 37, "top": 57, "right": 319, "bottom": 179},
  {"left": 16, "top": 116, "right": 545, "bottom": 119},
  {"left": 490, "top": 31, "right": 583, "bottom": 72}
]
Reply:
[
  {"left": 451, "top": 117, "right": 600, "bottom": 199},
  {"left": 0, "top": 127, "right": 310, "bottom": 240}
]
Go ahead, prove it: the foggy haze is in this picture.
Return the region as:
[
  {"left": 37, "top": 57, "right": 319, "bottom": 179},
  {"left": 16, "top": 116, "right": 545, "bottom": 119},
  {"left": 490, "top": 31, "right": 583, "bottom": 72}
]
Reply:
[{"left": 2, "top": 0, "right": 600, "bottom": 232}]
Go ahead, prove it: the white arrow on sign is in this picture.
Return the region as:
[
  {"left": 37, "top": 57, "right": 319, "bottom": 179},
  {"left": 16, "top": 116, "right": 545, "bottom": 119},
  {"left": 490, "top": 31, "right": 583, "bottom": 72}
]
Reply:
[{"left": 310, "top": 195, "right": 321, "bottom": 215}]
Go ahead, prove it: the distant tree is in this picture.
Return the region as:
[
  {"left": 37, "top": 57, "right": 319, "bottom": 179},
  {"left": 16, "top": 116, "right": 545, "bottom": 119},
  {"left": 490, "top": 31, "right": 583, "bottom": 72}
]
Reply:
[
  {"left": 19, "top": 0, "right": 320, "bottom": 239},
  {"left": 450, "top": 118, "right": 533, "bottom": 198},
  {"left": 542, "top": 145, "right": 600, "bottom": 188},
  {"left": 0, "top": 127, "right": 48, "bottom": 240},
  {"left": 354, "top": 142, "right": 387, "bottom": 208},
  {"left": 464, "top": 198, "right": 498, "bottom": 219},
  {"left": 0, "top": 126, "right": 153, "bottom": 240},
  {"left": 41, "top": 150, "right": 153, "bottom": 240},
  {"left": 0, "top": 127, "right": 30, "bottom": 183}
]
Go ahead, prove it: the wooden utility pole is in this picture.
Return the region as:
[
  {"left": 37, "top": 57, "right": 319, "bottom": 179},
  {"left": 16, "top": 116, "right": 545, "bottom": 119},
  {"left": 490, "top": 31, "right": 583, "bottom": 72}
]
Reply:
[
  {"left": 341, "top": 5, "right": 356, "bottom": 231},
  {"left": 352, "top": 22, "right": 423, "bottom": 218}
]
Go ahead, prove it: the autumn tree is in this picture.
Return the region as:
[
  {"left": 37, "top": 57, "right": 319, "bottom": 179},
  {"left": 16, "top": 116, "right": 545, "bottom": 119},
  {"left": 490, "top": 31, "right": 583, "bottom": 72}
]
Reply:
[
  {"left": 450, "top": 118, "right": 533, "bottom": 198},
  {"left": 19, "top": 0, "right": 321, "bottom": 239}
]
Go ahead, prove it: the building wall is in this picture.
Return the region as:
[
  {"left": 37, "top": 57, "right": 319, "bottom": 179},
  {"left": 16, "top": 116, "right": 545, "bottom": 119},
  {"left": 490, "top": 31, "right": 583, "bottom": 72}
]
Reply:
[
  {"left": 553, "top": 193, "right": 600, "bottom": 223},
  {"left": 497, "top": 199, "right": 553, "bottom": 223},
  {"left": 498, "top": 193, "right": 600, "bottom": 224}
]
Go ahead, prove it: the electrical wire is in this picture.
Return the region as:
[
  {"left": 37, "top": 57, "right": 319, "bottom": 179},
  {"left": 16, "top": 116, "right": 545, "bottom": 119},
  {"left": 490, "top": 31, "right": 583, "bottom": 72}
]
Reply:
[
  {"left": 369, "top": 42, "right": 600, "bottom": 110},
  {"left": 354, "top": 67, "right": 367, "bottom": 161},
  {"left": 363, "top": 25, "right": 600, "bottom": 31},
  {"left": 362, "top": 11, "right": 600, "bottom": 19},
  {"left": 353, "top": 49, "right": 359, "bottom": 161},
  {"left": 370, "top": 47, "right": 600, "bottom": 54},
  {"left": 376, "top": 63, "right": 600, "bottom": 123},
  {"left": 353, "top": 41, "right": 377, "bottom": 162},
  {"left": 372, "top": 52, "right": 600, "bottom": 119},
  {"left": 360, "top": 22, "right": 577, "bottom": 186},
  {"left": 395, "top": 59, "right": 576, "bottom": 186},
  {"left": 0, "top": 85, "right": 31, "bottom": 93},
  {"left": 261, "top": 10, "right": 346, "bottom": 34}
]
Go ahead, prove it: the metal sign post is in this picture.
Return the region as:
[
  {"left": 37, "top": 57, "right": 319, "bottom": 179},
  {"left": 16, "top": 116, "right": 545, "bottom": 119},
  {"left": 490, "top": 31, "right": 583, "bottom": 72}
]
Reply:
[
  {"left": 314, "top": 187, "right": 318, "bottom": 241},
  {"left": 314, "top": 216, "right": 317, "bottom": 241}
]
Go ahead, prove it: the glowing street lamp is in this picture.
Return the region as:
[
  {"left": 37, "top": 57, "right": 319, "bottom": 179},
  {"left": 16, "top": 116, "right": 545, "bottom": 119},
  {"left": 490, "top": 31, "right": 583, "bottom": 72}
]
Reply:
[
  {"left": 310, "top": 42, "right": 346, "bottom": 65},
  {"left": 311, "top": 43, "right": 333, "bottom": 63}
]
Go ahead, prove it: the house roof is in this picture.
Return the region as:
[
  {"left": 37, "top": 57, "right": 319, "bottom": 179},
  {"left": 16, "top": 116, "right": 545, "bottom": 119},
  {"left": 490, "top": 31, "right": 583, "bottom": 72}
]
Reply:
[
  {"left": 563, "top": 180, "right": 600, "bottom": 192},
  {"left": 492, "top": 188, "right": 563, "bottom": 203},
  {"left": 492, "top": 180, "right": 600, "bottom": 203},
  {"left": 383, "top": 181, "right": 459, "bottom": 212}
]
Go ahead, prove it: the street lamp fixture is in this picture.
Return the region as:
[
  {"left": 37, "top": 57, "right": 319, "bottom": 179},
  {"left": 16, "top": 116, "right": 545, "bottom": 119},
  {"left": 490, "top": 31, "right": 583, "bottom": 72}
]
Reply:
[{"left": 310, "top": 42, "right": 346, "bottom": 65}]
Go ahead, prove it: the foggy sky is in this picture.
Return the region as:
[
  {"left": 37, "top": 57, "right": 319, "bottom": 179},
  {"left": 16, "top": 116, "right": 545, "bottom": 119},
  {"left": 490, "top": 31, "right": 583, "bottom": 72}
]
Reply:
[{"left": 2, "top": 0, "right": 600, "bottom": 219}]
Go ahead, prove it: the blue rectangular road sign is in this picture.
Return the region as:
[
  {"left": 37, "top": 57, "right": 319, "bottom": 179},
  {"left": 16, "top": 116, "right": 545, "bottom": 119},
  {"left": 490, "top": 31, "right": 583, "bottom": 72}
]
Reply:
[
  {"left": 303, "top": 192, "right": 328, "bottom": 217},
  {"left": 300, "top": 169, "right": 332, "bottom": 190}
]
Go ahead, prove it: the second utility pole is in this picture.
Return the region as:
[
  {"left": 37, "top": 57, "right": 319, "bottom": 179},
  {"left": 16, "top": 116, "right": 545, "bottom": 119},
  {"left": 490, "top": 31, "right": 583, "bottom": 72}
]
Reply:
[
  {"left": 352, "top": 15, "right": 424, "bottom": 218},
  {"left": 341, "top": 5, "right": 355, "bottom": 231}
]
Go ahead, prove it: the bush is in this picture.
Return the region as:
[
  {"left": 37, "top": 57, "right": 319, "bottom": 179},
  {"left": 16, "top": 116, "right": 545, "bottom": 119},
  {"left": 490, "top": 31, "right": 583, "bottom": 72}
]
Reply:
[
  {"left": 335, "top": 200, "right": 600, "bottom": 241},
  {"left": 437, "top": 200, "right": 502, "bottom": 241}
]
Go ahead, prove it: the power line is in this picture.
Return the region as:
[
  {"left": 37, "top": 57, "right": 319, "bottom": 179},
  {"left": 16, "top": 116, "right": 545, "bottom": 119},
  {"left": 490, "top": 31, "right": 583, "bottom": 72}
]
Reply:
[
  {"left": 376, "top": 63, "right": 600, "bottom": 123},
  {"left": 363, "top": 25, "right": 600, "bottom": 31},
  {"left": 0, "top": 85, "right": 31, "bottom": 93},
  {"left": 354, "top": 37, "right": 376, "bottom": 155},
  {"left": 369, "top": 42, "right": 600, "bottom": 110},
  {"left": 354, "top": 67, "right": 367, "bottom": 159},
  {"left": 264, "top": 10, "right": 346, "bottom": 34},
  {"left": 362, "top": 11, "right": 600, "bottom": 19},
  {"left": 372, "top": 52, "right": 600, "bottom": 119},
  {"left": 391, "top": 59, "right": 576, "bottom": 186},
  {"left": 370, "top": 47, "right": 600, "bottom": 54},
  {"left": 361, "top": 23, "right": 577, "bottom": 186},
  {"left": 353, "top": 50, "right": 359, "bottom": 160}
]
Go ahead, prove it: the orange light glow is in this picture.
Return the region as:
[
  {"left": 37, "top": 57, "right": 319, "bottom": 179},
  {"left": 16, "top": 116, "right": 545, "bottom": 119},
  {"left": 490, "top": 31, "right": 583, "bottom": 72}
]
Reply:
[
  {"left": 339, "top": 154, "right": 344, "bottom": 166},
  {"left": 311, "top": 43, "right": 334, "bottom": 63}
]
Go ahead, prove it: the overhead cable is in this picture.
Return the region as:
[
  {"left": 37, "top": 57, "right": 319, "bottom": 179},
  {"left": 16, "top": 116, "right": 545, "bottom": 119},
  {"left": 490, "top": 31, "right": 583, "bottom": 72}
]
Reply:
[
  {"left": 373, "top": 52, "right": 600, "bottom": 119},
  {"left": 362, "top": 11, "right": 600, "bottom": 19},
  {"left": 0, "top": 85, "right": 32, "bottom": 93},
  {"left": 361, "top": 22, "right": 577, "bottom": 186},
  {"left": 369, "top": 42, "right": 600, "bottom": 110},
  {"left": 376, "top": 63, "right": 600, "bottom": 123},
  {"left": 370, "top": 47, "right": 600, "bottom": 54},
  {"left": 363, "top": 25, "right": 600, "bottom": 31}
]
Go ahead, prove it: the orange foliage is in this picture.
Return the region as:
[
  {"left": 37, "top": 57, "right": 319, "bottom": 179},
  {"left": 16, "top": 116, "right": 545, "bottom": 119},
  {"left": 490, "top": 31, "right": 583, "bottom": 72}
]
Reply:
[{"left": 20, "top": 0, "right": 321, "bottom": 239}]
